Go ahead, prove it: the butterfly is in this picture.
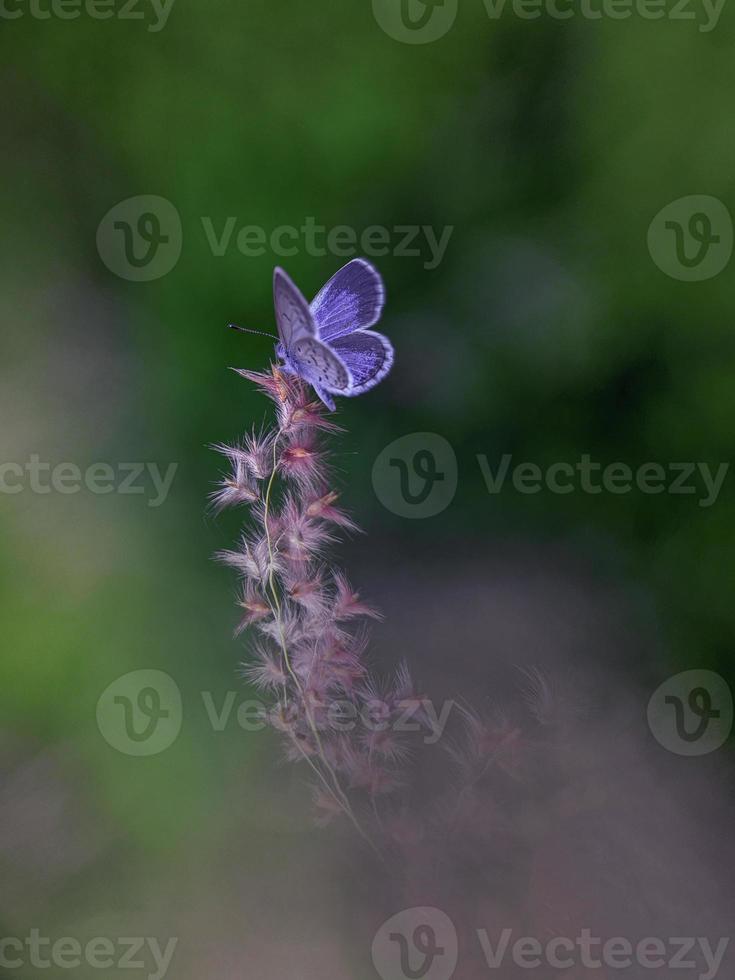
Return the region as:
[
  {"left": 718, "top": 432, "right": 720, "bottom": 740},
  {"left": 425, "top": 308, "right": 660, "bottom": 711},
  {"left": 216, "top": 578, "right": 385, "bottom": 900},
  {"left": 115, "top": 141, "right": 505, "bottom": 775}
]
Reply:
[{"left": 231, "top": 258, "right": 393, "bottom": 411}]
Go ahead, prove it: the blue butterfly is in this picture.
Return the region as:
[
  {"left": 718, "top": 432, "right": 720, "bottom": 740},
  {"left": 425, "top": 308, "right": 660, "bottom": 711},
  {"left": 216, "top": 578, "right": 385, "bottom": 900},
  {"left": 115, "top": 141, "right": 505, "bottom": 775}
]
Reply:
[{"left": 232, "top": 259, "right": 394, "bottom": 411}]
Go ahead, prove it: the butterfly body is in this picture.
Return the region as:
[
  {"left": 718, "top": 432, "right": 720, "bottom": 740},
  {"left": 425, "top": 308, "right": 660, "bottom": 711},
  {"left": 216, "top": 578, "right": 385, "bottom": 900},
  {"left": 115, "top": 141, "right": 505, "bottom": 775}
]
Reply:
[{"left": 272, "top": 258, "right": 393, "bottom": 411}]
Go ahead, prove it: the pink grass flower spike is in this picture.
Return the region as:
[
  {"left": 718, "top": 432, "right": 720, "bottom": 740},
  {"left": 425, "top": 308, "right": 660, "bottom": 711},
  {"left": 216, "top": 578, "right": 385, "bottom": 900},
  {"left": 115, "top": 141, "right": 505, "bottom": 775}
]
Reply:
[{"left": 212, "top": 366, "right": 423, "bottom": 857}]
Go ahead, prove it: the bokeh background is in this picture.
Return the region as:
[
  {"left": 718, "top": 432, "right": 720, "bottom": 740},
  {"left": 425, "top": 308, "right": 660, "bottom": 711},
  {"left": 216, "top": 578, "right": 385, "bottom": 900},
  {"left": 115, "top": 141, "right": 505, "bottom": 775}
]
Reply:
[{"left": 2, "top": 0, "right": 735, "bottom": 977}]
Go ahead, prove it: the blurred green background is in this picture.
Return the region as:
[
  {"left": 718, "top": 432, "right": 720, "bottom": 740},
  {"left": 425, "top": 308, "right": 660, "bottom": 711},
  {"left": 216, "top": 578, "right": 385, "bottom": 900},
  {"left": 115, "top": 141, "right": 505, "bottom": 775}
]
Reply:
[{"left": 2, "top": 0, "right": 734, "bottom": 975}]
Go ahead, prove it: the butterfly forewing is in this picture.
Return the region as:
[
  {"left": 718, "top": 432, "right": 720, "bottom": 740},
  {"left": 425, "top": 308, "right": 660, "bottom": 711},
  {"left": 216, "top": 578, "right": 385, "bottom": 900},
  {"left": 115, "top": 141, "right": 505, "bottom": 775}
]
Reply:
[
  {"left": 310, "top": 258, "right": 385, "bottom": 342},
  {"left": 273, "top": 267, "right": 316, "bottom": 350}
]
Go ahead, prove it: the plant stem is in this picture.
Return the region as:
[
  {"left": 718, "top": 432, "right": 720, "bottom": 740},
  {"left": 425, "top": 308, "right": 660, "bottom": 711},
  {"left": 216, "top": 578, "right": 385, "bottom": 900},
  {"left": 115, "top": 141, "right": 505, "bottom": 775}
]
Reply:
[{"left": 261, "top": 425, "right": 383, "bottom": 859}]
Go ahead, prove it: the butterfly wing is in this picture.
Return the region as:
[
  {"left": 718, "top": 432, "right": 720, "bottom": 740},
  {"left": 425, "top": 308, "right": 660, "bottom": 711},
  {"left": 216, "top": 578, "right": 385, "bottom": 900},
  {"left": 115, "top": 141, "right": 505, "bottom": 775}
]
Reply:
[
  {"left": 290, "top": 335, "right": 352, "bottom": 402},
  {"left": 328, "top": 330, "right": 394, "bottom": 396},
  {"left": 273, "top": 266, "right": 316, "bottom": 349},
  {"left": 310, "top": 258, "right": 385, "bottom": 342}
]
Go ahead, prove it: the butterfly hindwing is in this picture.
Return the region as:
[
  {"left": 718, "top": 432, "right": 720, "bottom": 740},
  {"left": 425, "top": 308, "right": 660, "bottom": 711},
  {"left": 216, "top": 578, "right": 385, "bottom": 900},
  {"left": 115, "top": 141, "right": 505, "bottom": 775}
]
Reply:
[
  {"left": 290, "top": 336, "right": 352, "bottom": 394},
  {"left": 329, "top": 330, "right": 394, "bottom": 395},
  {"left": 312, "top": 385, "right": 336, "bottom": 412},
  {"left": 310, "top": 258, "right": 385, "bottom": 342}
]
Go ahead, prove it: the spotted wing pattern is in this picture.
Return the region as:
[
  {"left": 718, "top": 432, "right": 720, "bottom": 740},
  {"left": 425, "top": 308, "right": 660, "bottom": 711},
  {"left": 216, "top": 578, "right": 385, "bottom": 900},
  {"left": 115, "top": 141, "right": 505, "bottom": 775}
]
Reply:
[{"left": 290, "top": 336, "right": 352, "bottom": 393}]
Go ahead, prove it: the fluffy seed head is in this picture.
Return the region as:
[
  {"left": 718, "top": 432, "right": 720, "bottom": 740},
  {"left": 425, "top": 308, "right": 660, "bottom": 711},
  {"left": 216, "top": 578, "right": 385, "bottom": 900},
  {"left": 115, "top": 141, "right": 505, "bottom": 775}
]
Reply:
[
  {"left": 333, "top": 571, "right": 383, "bottom": 621},
  {"left": 234, "top": 584, "right": 272, "bottom": 635},
  {"left": 305, "top": 490, "right": 360, "bottom": 531},
  {"left": 240, "top": 643, "right": 287, "bottom": 691}
]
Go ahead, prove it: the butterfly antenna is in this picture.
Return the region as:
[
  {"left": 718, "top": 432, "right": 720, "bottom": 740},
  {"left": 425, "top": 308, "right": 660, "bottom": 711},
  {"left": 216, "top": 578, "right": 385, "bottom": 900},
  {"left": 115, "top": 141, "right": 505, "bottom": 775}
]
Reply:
[{"left": 228, "top": 323, "right": 278, "bottom": 340}]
